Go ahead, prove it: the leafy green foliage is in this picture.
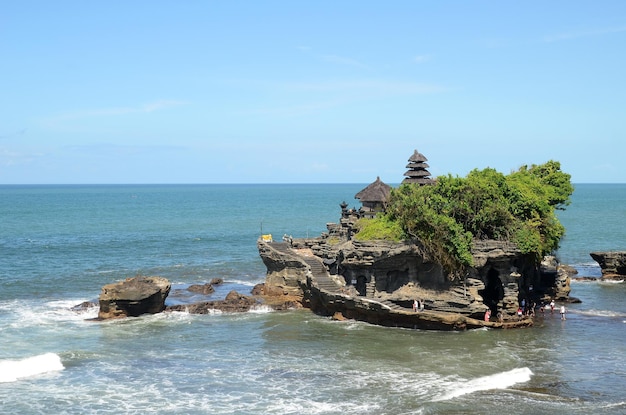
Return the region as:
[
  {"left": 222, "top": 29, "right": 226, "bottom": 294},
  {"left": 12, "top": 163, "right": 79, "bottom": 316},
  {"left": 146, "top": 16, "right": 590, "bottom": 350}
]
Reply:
[
  {"left": 353, "top": 215, "right": 404, "bottom": 242},
  {"left": 383, "top": 160, "right": 572, "bottom": 278}
]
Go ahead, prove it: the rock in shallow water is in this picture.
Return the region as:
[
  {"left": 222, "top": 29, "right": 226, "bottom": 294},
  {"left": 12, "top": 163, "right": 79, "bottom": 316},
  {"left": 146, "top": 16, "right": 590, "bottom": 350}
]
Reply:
[{"left": 98, "top": 276, "right": 171, "bottom": 320}]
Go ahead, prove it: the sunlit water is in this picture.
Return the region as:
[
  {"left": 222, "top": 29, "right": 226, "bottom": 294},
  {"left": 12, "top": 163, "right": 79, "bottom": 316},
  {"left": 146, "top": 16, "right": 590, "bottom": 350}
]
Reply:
[{"left": 1, "top": 184, "right": 625, "bottom": 414}]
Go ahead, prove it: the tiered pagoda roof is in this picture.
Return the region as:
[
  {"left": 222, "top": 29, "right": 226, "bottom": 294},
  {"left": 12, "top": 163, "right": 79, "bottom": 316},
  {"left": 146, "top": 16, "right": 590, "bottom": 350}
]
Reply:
[{"left": 402, "top": 149, "right": 434, "bottom": 185}]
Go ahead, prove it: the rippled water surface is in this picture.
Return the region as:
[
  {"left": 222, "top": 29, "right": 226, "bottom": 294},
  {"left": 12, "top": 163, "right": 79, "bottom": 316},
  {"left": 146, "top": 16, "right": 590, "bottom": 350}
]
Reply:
[{"left": 1, "top": 184, "right": 625, "bottom": 414}]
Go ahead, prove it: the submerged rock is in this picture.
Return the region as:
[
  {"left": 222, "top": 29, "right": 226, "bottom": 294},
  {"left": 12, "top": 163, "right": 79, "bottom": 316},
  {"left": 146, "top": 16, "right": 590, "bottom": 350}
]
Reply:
[
  {"left": 187, "top": 283, "right": 216, "bottom": 295},
  {"left": 166, "top": 290, "right": 258, "bottom": 313}
]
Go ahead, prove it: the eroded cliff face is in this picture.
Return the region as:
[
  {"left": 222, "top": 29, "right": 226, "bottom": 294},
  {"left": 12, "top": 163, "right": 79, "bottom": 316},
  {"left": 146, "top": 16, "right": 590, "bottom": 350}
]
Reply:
[
  {"left": 590, "top": 251, "right": 626, "bottom": 279},
  {"left": 257, "top": 240, "right": 309, "bottom": 296},
  {"left": 259, "top": 235, "right": 572, "bottom": 321}
]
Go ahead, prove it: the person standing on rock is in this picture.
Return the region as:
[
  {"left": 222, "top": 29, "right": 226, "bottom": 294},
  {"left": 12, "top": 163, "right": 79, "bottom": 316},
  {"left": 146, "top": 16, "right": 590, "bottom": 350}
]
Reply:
[{"left": 413, "top": 299, "right": 418, "bottom": 312}]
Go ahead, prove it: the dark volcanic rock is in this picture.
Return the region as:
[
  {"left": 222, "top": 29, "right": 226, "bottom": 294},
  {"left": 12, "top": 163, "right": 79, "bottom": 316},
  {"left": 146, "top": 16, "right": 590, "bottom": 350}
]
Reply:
[
  {"left": 187, "top": 283, "right": 216, "bottom": 295},
  {"left": 72, "top": 301, "right": 98, "bottom": 312},
  {"left": 590, "top": 251, "right": 626, "bottom": 278},
  {"left": 98, "top": 276, "right": 171, "bottom": 320},
  {"left": 166, "top": 290, "right": 258, "bottom": 314}
]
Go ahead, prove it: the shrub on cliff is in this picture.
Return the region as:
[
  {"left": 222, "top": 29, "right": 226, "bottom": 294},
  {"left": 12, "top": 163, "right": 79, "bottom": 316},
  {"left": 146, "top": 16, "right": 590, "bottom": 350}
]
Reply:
[
  {"left": 353, "top": 215, "right": 404, "bottom": 242},
  {"left": 382, "top": 160, "right": 573, "bottom": 278}
]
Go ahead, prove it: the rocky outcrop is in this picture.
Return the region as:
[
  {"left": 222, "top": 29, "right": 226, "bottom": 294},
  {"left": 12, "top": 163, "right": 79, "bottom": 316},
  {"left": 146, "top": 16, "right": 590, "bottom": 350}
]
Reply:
[
  {"left": 98, "top": 276, "right": 171, "bottom": 320},
  {"left": 307, "top": 282, "right": 532, "bottom": 331},
  {"left": 165, "top": 287, "right": 303, "bottom": 314},
  {"left": 167, "top": 290, "right": 258, "bottom": 313},
  {"left": 258, "top": 213, "right": 585, "bottom": 329},
  {"left": 269, "top": 236, "right": 559, "bottom": 314},
  {"left": 94, "top": 276, "right": 301, "bottom": 320},
  {"left": 187, "top": 283, "right": 216, "bottom": 295},
  {"left": 590, "top": 251, "right": 626, "bottom": 279},
  {"left": 257, "top": 241, "right": 309, "bottom": 296},
  {"left": 257, "top": 238, "right": 543, "bottom": 330}
]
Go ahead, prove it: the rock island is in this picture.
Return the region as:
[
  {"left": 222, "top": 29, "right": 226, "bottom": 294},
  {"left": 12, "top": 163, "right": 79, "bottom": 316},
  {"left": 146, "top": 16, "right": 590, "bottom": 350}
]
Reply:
[{"left": 257, "top": 149, "right": 576, "bottom": 330}]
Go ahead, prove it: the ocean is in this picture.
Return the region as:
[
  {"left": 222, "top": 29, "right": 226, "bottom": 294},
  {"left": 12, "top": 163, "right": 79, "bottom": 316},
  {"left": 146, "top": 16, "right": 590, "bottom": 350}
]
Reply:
[{"left": 1, "top": 183, "right": 625, "bottom": 414}]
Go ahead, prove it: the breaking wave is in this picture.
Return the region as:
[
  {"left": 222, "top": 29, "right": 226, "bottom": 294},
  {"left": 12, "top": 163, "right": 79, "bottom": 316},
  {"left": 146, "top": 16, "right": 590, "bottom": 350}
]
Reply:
[
  {"left": 0, "top": 353, "right": 64, "bottom": 383},
  {"left": 432, "top": 367, "right": 533, "bottom": 402}
]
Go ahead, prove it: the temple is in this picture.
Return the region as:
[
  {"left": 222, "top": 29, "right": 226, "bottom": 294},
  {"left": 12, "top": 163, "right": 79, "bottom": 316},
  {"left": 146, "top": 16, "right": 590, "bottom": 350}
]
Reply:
[
  {"left": 354, "top": 176, "right": 392, "bottom": 218},
  {"left": 402, "top": 149, "right": 434, "bottom": 185},
  {"left": 256, "top": 147, "right": 575, "bottom": 330}
]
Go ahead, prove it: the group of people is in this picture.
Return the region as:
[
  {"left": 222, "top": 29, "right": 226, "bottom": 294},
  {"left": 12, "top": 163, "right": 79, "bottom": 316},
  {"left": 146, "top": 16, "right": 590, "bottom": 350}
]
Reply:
[
  {"left": 520, "top": 298, "right": 567, "bottom": 320},
  {"left": 412, "top": 299, "right": 425, "bottom": 312},
  {"left": 483, "top": 309, "right": 505, "bottom": 322},
  {"left": 543, "top": 299, "right": 567, "bottom": 320},
  {"left": 413, "top": 296, "right": 567, "bottom": 321}
]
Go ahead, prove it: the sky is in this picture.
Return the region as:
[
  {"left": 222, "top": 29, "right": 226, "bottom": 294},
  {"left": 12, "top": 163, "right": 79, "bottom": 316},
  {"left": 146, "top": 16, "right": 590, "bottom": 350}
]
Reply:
[{"left": 1, "top": 1, "right": 625, "bottom": 184}]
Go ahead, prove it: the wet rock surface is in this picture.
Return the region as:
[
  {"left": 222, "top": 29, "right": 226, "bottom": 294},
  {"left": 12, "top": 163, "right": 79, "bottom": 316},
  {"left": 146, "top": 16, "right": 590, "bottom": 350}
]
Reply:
[
  {"left": 98, "top": 276, "right": 171, "bottom": 320},
  {"left": 590, "top": 251, "right": 626, "bottom": 279}
]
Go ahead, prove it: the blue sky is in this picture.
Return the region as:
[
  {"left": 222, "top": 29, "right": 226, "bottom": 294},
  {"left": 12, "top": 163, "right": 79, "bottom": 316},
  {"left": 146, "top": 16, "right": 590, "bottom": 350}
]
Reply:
[{"left": 1, "top": 1, "right": 624, "bottom": 184}]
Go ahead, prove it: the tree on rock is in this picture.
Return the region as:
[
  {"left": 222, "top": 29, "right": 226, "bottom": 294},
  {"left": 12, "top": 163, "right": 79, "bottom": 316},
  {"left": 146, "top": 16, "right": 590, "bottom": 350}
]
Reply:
[{"left": 377, "top": 160, "right": 573, "bottom": 279}]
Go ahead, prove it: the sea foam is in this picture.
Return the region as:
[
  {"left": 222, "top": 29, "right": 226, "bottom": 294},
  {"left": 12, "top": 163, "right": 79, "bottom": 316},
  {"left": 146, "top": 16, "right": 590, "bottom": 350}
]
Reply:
[
  {"left": 0, "top": 352, "right": 64, "bottom": 383},
  {"left": 432, "top": 367, "right": 533, "bottom": 402}
]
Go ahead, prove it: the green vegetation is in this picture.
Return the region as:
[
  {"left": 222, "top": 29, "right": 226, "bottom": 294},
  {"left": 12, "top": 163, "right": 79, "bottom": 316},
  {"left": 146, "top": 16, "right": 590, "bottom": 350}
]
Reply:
[
  {"left": 354, "top": 160, "right": 573, "bottom": 279},
  {"left": 353, "top": 215, "right": 405, "bottom": 242}
]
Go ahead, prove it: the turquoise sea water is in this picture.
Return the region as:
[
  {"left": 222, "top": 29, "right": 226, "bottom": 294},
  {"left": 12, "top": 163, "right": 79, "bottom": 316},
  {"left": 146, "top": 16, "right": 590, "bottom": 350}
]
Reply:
[{"left": 1, "top": 183, "right": 625, "bottom": 414}]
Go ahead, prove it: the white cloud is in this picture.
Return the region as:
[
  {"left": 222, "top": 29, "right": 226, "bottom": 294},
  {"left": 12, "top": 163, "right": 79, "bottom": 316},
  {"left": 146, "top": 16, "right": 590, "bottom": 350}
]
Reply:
[
  {"left": 0, "top": 147, "right": 44, "bottom": 167},
  {"left": 64, "top": 142, "right": 187, "bottom": 157},
  {"left": 321, "top": 54, "right": 368, "bottom": 68},
  {"left": 41, "top": 99, "right": 188, "bottom": 125},
  {"left": 543, "top": 26, "right": 626, "bottom": 43},
  {"left": 413, "top": 55, "right": 430, "bottom": 63},
  {"left": 285, "top": 79, "right": 448, "bottom": 94}
]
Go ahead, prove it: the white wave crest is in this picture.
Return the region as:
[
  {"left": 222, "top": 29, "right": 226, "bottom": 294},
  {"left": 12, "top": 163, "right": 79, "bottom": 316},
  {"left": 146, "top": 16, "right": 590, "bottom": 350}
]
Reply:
[
  {"left": 0, "top": 353, "right": 64, "bottom": 383},
  {"left": 576, "top": 309, "right": 626, "bottom": 318},
  {"left": 432, "top": 367, "right": 533, "bottom": 402},
  {"left": 599, "top": 279, "right": 625, "bottom": 284},
  {"left": 249, "top": 304, "right": 275, "bottom": 314}
]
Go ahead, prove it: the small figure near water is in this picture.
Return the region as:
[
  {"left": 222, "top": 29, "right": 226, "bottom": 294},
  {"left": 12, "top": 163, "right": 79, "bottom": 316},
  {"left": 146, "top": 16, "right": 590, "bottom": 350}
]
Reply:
[
  {"left": 560, "top": 305, "right": 566, "bottom": 320},
  {"left": 282, "top": 234, "right": 293, "bottom": 247},
  {"left": 413, "top": 299, "right": 418, "bottom": 312},
  {"left": 550, "top": 299, "right": 555, "bottom": 313},
  {"left": 484, "top": 309, "right": 491, "bottom": 321}
]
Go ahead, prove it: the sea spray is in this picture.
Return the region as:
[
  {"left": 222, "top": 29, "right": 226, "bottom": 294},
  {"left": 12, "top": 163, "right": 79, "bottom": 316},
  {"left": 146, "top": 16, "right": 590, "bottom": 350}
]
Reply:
[
  {"left": 432, "top": 367, "right": 533, "bottom": 402},
  {"left": 0, "top": 353, "right": 64, "bottom": 383}
]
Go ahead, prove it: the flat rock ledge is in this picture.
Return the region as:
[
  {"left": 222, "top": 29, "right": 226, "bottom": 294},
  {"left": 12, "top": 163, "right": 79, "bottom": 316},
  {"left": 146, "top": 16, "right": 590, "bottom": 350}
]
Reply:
[{"left": 590, "top": 251, "right": 626, "bottom": 279}]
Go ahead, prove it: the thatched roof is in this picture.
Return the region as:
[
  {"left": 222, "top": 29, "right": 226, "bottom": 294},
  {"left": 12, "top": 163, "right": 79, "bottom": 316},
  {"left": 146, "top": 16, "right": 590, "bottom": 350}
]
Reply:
[
  {"left": 406, "top": 161, "right": 430, "bottom": 169},
  {"left": 404, "top": 170, "right": 432, "bottom": 177},
  {"left": 355, "top": 176, "right": 391, "bottom": 203},
  {"left": 408, "top": 149, "right": 428, "bottom": 163},
  {"left": 402, "top": 149, "right": 434, "bottom": 185},
  {"left": 403, "top": 177, "right": 435, "bottom": 185}
]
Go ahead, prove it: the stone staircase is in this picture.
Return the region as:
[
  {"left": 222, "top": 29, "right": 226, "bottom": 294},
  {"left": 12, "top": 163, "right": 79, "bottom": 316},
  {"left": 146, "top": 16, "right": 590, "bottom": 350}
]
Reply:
[
  {"left": 269, "top": 243, "right": 409, "bottom": 311},
  {"left": 269, "top": 242, "right": 341, "bottom": 293},
  {"left": 379, "top": 299, "right": 406, "bottom": 312}
]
